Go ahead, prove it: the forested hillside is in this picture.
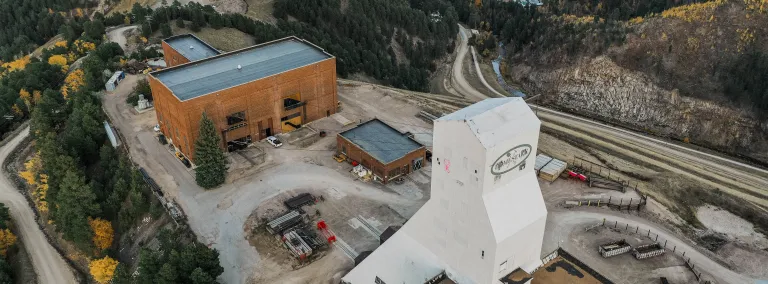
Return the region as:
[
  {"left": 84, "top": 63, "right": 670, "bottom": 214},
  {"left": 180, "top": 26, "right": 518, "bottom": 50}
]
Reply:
[
  {"left": 0, "top": 0, "right": 85, "bottom": 61},
  {"left": 464, "top": 0, "right": 768, "bottom": 164},
  {"left": 273, "top": 0, "right": 460, "bottom": 90},
  {"left": 127, "top": 0, "right": 460, "bottom": 91},
  {"left": 0, "top": 1, "right": 224, "bottom": 282}
]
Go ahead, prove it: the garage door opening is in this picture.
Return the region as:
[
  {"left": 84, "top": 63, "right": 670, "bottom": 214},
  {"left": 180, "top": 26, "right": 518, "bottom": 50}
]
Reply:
[{"left": 227, "top": 135, "right": 251, "bottom": 152}]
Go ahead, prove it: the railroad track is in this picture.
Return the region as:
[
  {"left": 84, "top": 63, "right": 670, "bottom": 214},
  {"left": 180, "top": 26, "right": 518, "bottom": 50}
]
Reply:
[{"left": 333, "top": 235, "right": 358, "bottom": 260}]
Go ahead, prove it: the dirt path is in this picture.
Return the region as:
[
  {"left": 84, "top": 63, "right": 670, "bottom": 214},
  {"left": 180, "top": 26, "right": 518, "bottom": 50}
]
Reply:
[
  {"left": 106, "top": 25, "right": 137, "bottom": 53},
  {"left": 0, "top": 128, "right": 77, "bottom": 283}
]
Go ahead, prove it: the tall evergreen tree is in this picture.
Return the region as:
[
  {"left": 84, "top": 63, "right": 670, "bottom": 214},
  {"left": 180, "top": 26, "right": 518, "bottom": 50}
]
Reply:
[
  {"left": 194, "top": 113, "right": 227, "bottom": 189},
  {"left": 55, "top": 170, "right": 100, "bottom": 250}
]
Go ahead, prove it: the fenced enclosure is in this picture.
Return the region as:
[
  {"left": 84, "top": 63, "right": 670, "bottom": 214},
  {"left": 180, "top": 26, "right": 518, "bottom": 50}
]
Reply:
[{"left": 591, "top": 219, "right": 714, "bottom": 284}]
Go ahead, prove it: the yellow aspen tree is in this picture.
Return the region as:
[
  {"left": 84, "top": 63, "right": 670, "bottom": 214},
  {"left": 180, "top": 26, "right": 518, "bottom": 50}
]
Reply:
[
  {"left": 32, "top": 90, "right": 42, "bottom": 104},
  {"left": 11, "top": 104, "right": 23, "bottom": 117},
  {"left": 20, "top": 155, "right": 40, "bottom": 186},
  {"left": 48, "top": 55, "right": 69, "bottom": 72},
  {"left": 0, "top": 229, "right": 17, "bottom": 256},
  {"left": 53, "top": 40, "right": 68, "bottom": 49},
  {"left": 1, "top": 56, "right": 31, "bottom": 73},
  {"left": 35, "top": 173, "right": 49, "bottom": 213},
  {"left": 88, "top": 218, "right": 114, "bottom": 250},
  {"left": 19, "top": 89, "right": 31, "bottom": 110},
  {"left": 89, "top": 257, "right": 118, "bottom": 284},
  {"left": 61, "top": 69, "right": 85, "bottom": 99}
]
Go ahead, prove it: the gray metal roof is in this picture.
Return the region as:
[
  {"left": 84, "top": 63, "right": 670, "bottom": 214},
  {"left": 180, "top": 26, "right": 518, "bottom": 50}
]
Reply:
[
  {"left": 154, "top": 38, "right": 332, "bottom": 101},
  {"left": 340, "top": 119, "right": 423, "bottom": 164},
  {"left": 164, "top": 34, "right": 220, "bottom": 62}
]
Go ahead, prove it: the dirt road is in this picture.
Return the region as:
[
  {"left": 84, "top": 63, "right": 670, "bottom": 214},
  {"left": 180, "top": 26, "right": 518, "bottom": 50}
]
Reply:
[
  {"left": 106, "top": 25, "right": 137, "bottom": 53},
  {"left": 469, "top": 45, "right": 503, "bottom": 98},
  {"left": 0, "top": 128, "right": 76, "bottom": 283},
  {"left": 449, "top": 25, "right": 493, "bottom": 101},
  {"left": 535, "top": 108, "right": 768, "bottom": 208}
]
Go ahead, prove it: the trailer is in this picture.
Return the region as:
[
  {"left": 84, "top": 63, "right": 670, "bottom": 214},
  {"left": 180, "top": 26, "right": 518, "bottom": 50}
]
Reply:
[
  {"left": 282, "top": 229, "right": 313, "bottom": 260},
  {"left": 598, "top": 239, "right": 631, "bottom": 257},
  {"left": 105, "top": 71, "right": 125, "bottom": 92},
  {"left": 284, "top": 193, "right": 315, "bottom": 210},
  {"left": 633, "top": 243, "right": 665, "bottom": 259},
  {"left": 266, "top": 210, "right": 304, "bottom": 234}
]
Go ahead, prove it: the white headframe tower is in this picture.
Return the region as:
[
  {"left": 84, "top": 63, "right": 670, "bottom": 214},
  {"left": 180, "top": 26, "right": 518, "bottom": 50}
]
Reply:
[{"left": 343, "top": 97, "right": 548, "bottom": 284}]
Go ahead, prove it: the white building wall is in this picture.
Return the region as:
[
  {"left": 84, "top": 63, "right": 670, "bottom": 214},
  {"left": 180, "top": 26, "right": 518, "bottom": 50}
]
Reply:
[
  {"left": 493, "top": 214, "right": 547, "bottom": 279},
  {"left": 404, "top": 120, "right": 498, "bottom": 284}
]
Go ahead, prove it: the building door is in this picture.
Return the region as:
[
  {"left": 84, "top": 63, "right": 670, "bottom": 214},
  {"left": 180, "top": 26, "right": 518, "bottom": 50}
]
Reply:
[{"left": 265, "top": 127, "right": 272, "bottom": 137}]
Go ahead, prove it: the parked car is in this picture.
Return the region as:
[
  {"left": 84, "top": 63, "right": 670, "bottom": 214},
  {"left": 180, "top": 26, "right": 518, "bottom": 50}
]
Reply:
[{"left": 266, "top": 136, "right": 283, "bottom": 148}]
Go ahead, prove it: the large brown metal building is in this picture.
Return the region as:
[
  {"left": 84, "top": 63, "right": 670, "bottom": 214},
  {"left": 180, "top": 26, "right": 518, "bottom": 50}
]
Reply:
[
  {"left": 337, "top": 119, "right": 427, "bottom": 183},
  {"left": 149, "top": 36, "right": 338, "bottom": 160}
]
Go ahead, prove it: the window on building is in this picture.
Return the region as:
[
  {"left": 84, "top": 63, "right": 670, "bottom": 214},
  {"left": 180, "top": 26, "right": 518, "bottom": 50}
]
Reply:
[
  {"left": 227, "top": 111, "right": 246, "bottom": 125},
  {"left": 387, "top": 167, "right": 400, "bottom": 178},
  {"left": 283, "top": 93, "right": 303, "bottom": 110},
  {"left": 374, "top": 276, "right": 386, "bottom": 284}
]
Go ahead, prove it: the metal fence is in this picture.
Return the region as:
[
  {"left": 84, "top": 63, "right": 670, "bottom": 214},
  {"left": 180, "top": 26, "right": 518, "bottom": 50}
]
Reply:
[
  {"left": 564, "top": 195, "right": 645, "bottom": 211},
  {"left": 571, "top": 156, "right": 642, "bottom": 193},
  {"left": 593, "top": 219, "right": 714, "bottom": 284}
]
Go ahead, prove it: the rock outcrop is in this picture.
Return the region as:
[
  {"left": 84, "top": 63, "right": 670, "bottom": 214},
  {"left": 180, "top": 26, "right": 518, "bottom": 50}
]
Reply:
[{"left": 514, "top": 56, "right": 768, "bottom": 164}]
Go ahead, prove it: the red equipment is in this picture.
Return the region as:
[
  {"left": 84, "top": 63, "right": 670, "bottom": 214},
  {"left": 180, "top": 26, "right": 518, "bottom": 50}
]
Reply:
[{"left": 317, "top": 220, "right": 337, "bottom": 243}]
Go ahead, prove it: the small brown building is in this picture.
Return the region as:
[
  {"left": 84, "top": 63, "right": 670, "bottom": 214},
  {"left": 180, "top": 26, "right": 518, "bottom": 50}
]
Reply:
[
  {"left": 337, "top": 119, "right": 426, "bottom": 183},
  {"left": 161, "top": 34, "right": 220, "bottom": 67},
  {"left": 149, "top": 36, "right": 338, "bottom": 161}
]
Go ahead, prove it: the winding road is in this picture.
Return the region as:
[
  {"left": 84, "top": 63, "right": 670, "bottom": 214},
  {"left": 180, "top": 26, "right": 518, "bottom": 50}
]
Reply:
[
  {"left": 449, "top": 26, "right": 492, "bottom": 101},
  {"left": 0, "top": 127, "right": 76, "bottom": 283},
  {"left": 448, "top": 24, "right": 765, "bottom": 284}
]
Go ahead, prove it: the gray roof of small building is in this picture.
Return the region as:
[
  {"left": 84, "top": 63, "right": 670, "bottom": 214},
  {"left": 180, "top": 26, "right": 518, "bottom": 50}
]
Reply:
[
  {"left": 163, "top": 34, "right": 220, "bottom": 62},
  {"left": 153, "top": 37, "right": 333, "bottom": 101},
  {"left": 339, "top": 119, "right": 423, "bottom": 164}
]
